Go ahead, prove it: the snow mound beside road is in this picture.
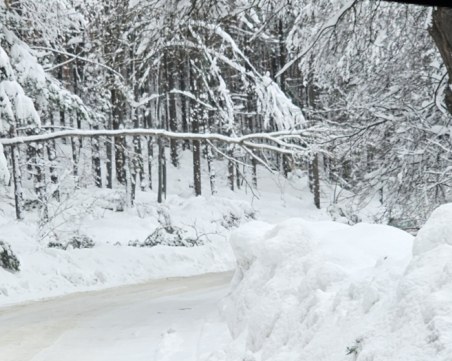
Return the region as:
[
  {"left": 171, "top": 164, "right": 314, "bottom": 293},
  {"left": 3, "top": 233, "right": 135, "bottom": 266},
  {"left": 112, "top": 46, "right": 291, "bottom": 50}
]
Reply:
[{"left": 217, "top": 206, "right": 452, "bottom": 361}]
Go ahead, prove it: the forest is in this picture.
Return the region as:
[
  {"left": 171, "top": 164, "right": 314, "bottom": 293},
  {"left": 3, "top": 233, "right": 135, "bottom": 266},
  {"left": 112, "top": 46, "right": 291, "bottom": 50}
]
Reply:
[
  {"left": 0, "top": 1, "right": 451, "bottom": 229},
  {"left": 2, "top": 2, "right": 452, "bottom": 361}
]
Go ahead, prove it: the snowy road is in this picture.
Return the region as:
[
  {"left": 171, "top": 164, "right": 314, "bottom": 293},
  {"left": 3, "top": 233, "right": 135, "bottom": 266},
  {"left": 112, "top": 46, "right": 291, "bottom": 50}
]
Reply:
[{"left": 0, "top": 272, "right": 233, "bottom": 361}]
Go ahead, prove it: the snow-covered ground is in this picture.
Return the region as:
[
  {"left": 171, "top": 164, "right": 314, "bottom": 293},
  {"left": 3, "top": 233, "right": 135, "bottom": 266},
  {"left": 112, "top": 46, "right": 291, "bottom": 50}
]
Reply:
[
  {"left": 0, "top": 151, "right": 334, "bottom": 306},
  {"left": 3, "top": 152, "right": 451, "bottom": 361}
]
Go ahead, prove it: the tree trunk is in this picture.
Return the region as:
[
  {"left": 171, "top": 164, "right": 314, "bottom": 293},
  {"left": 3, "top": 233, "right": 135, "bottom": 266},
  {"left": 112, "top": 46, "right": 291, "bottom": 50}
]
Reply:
[
  {"left": 111, "top": 89, "right": 126, "bottom": 184},
  {"left": 252, "top": 157, "right": 258, "bottom": 188},
  {"left": 192, "top": 120, "right": 202, "bottom": 197},
  {"left": 92, "top": 126, "right": 102, "bottom": 188},
  {"left": 166, "top": 54, "right": 179, "bottom": 167},
  {"left": 228, "top": 148, "right": 234, "bottom": 191},
  {"left": 35, "top": 141, "right": 49, "bottom": 223},
  {"left": 157, "top": 137, "right": 165, "bottom": 203},
  {"left": 309, "top": 154, "right": 321, "bottom": 209},
  {"left": 206, "top": 143, "right": 216, "bottom": 195},
  {"left": 11, "top": 144, "right": 23, "bottom": 220},
  {"left": 430, "top": 8, "right": 452, "bottom": 115}
]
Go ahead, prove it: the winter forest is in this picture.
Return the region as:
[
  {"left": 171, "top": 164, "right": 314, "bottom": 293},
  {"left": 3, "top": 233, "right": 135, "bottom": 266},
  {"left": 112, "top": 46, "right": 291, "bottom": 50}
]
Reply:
[
  {"left": 1, "top": 1, "right": 452, "bottom": 361},
  {"left": 0, "top": 0, "right": 451, "bottom": 227}
]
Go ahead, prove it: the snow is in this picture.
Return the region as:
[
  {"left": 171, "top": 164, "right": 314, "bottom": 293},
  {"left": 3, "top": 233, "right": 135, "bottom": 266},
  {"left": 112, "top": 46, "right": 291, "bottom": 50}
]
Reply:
[
  {"left": 0, "top": 144, "right": 9, "bottom": 185},
  {"left": 0, "top": 193, "right": 240, "bottom": 306},
  {"left": 0, "top": 80, "right": 41, "bottom": 126},
  {"left": 0, "top": 272, "right": 232, "bottom": 361},
  {"left": 412, "top": 203, "right": 452, "bottom": 255},
  {"left": 211, "top": 204, "right": 452, "bottom": 361},
  {"left": 2, "top": 146, "right": 452, "bottom": 360}
]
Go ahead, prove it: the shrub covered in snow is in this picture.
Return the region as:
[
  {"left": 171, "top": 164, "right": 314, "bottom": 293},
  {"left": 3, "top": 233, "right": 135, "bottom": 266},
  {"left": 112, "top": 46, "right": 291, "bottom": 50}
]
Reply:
[
  {"left": 0, "top": 241, "right": 20, "bottom": 272},
  {"left": 221, "top": 209, "right": 256, "bottom": 229},
  {"left": 129, "top": 226, "right": 204, "bottom": 248},
  {"left": 48, "top": 234, "right": 95, "bottom": 250}
]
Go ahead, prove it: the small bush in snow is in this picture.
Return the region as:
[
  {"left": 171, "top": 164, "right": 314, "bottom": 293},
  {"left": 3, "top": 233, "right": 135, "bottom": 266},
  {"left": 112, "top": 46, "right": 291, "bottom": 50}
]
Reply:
[
  {"left": 129, "top": 226, "right": 204, "bottom": 248},
  {"left": 48, "top": 241, "right": 65, "bottom": 249},
  {"left": 0, "top": 241, "right": 20, "bottom": 272},
  {"left": 47, "top": 234, "right": 95, "bottom": 250},
  {"left": 221, "top": 212, "right": 241, "bottom": 229},
  {"left": 221, "top": 208, "right": 256, "bottom": 229},
  {"left": 67, "top": 235, "right": 95, "bottom": 249}
]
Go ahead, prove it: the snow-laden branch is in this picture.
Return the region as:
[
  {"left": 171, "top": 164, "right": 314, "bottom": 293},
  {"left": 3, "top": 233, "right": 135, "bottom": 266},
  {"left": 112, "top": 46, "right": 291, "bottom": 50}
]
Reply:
[
  {"left": 0, "top": 128, "right": 311, "bottom": 156},
  {"left": 276, "top": 0, "right": 358, "bottom": 78},
  {"left": 32, "top": 46, "right": 124, "bottom": 80}
]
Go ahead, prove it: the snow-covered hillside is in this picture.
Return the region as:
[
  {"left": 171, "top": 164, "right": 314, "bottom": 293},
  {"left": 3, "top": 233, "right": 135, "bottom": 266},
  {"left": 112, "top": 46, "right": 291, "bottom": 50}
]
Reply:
[{"left": 214, "top": 204, "right": 452, "bottom": 361}]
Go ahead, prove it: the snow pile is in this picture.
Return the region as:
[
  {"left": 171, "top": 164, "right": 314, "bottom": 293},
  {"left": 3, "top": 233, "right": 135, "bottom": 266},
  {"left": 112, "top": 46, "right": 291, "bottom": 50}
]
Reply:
[{"left": 215, "top": 207, "right": 452, "bottom": 361}]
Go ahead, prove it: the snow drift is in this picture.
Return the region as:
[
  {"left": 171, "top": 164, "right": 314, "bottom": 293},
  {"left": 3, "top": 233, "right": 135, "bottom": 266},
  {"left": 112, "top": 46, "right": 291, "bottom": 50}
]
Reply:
[{"left": 217, "top": 204, "right": 452, "bottom": 361}]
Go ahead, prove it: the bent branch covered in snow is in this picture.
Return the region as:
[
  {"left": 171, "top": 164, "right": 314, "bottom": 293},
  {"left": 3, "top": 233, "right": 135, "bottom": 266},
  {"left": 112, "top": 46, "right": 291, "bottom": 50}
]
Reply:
[{"left": 0, "top": 128, "right": 311, "bottom": 156}]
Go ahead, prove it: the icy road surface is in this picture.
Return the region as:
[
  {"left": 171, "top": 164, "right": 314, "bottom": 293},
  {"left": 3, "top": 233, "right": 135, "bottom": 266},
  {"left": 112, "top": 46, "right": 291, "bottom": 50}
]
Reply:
[{"left": 0, "top": 272, "right": 233, "bottom": 361}]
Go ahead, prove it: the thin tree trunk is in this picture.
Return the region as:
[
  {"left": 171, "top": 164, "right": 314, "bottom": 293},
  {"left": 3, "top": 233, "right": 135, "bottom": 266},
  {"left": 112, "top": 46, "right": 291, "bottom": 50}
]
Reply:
[
  {"left": 92, "top": 126, "right": 102, "bottom": 188},
  {"left": 235, "top": 162, "right": 241, "bottom": 190},
  {"left": 252, "top": 157, "right": 258, "bottom": 188},
  {"left": 11, "top": 144, "right": 23, "bottom": 220},
  {"left": 192, "top": 121, "right": 202, "bottom": 197},
  {"left": 228, "top": 147, "right": 234, "bottom": 191},
  {"left": 157, "top": 137, "right": 164, "bottom": 203},
  {"left": 124, "top": 138, "right": 133, "bottom": 207},
  {"left": 35, "top": 141, "right": 49, "bottom": 223},
  {"left": 309, "top": 154, "right": 321, "bottom": 209},
  {"left": 166, "top": 54, "right": 179, "bottom": 167},
  {"left": 147, "top": 136, "right": 153, "bottom": 190},
  {"left": 430, "top": 8, "right": 452, "bottom": 115}
]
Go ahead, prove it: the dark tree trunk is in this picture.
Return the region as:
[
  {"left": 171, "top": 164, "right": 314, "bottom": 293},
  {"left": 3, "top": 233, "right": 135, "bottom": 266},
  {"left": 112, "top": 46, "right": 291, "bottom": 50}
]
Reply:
[
  {"left": 166, "top": 55, "right": 179, "bottom": 167},
  {"left": 157, "top": 137, "right": 164, "bottom": 203},
  {"left": 47, "top": 113, "right": 60, "bottom": 200},
  {"left": 235, "top": 162, "right": 241, "bottom": 189},
  {"left": 252, "top": 157, "right": 258, "bottom": 188},
  {"left": 35, "top": 141, "right": 49, "bottom": 223},
  {"left": 111, "top": 89, "right": 126, "bottom": 184},
  {"left": 92, "top": 126, "right": 102, "bottom": 188},
  {"left": 308, "top": 156, "right": 321, "bottom": 210},
  {"left": 430, "top": 8, "right": 452, "bottom": 115},
  {"left": 192, "top": 120, "right": 202, "bottom": 197},
  {"left": 11, "top": 144, "right": 23, "bottom": 220},
  {"left": 228, "top": 148, "right": 235, "bottom": 191},
  {"left": 180, "top": 59, "right": 190, "bottom": 151}
]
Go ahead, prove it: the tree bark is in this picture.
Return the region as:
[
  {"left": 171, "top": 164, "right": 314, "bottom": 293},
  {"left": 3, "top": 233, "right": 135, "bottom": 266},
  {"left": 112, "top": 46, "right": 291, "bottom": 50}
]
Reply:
[
  {"left": 192, "top": 120, "right": 202, "bottom": 197},
  {"left": 430, "top": 8, "right": 452, "bottom": 115},
  {"left": 11, "top": 144, "right": 23, "bottom": 220},
  {"left": 157, "top": 137, "right": 164, "bottom": 203}
]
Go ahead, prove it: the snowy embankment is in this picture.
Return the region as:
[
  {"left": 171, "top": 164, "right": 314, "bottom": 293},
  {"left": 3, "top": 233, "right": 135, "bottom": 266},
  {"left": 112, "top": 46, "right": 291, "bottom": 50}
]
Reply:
[
  {"left": 217, "top": 204, "right": 452, "bottom": 361},
  {"left": 0, "top": 193, "right": 250, "bottom": 306}
]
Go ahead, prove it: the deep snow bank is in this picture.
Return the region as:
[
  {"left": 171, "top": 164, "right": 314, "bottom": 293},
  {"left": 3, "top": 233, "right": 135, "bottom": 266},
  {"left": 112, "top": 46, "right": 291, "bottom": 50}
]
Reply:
[{"left": 216, "top": 207, "right": 452, "bottom": 361}]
